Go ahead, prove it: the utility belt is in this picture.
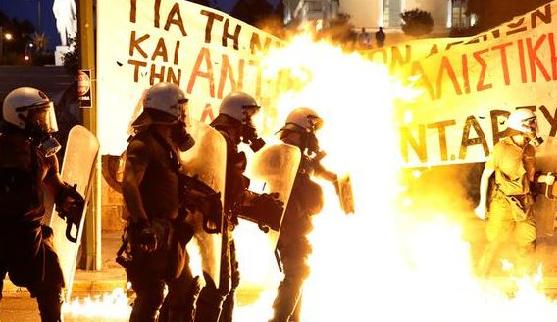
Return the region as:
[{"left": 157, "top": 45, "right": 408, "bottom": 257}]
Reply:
[
  {"left": 495, "top": 189, "right": 533, "bottom": 222},
  {"left": 118, "top": 216, "right": 192, "bottom": 279}
]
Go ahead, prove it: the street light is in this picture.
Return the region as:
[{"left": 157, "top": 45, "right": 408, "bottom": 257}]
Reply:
[{"left": 0, "top": 27, "right": 15, "bottom": 62}]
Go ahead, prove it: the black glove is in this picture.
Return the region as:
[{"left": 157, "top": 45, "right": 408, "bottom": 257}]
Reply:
[
  {"left": 137, "top": 224, "right": 158, "bottom": 253},
  {"left": 55, "top": 183, "right": 85, "bottom": 243},
  {"left": 241, "top": 193, "right": 284, "bottom": 231},
  {"left": 198, "top": 192, "right": 223, "bottom": 234}
]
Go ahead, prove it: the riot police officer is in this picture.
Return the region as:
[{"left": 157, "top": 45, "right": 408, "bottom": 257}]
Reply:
[
  {"left": 121, "top": 82, "right": 197, "bottom": 322},
  {"left": 0, "top": 87, "right": 84, "bottom": 322},
  {"left": 270, "top": 107, "right": 335, "bottom": 322},
  {"left": 194, "top": 91, "right": 280, "bottom": 322}
]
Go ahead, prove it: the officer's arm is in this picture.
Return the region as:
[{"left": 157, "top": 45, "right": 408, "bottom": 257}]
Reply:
[
  {"left": 122, "top": 140, "right": 150, "bottom": 225},
  {"left": 43, "top": 154, "right": 66, "bottom": 198},
  {"left": 313, "top": 161, "right": 337, "bottom": 183},
  {"left": 478, "top": 167, "right": 495, "bottom": 208},
  {"left": 475, "top": 146, "right": 496, "bottom": 220}
]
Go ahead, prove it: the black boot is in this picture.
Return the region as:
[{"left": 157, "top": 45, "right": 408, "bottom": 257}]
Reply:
[
  {"left": 194, "top": 276, "right": 225, "bottom": 322},
  {"left": 269, "top": 279, "right": 303, "bottom": 322}
]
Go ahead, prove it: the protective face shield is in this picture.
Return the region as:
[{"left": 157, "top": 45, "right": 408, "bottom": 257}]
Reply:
[
  {"left": 507, "top": 109, "right": 543, "bottom": 146},
  {"left": 279, "top": 107, "right": 324, "bottom": 155},
  {"left": 136, "top": 82, "right": 194, "bottom": 151},
  {"left": 2, "top": 87, "right": 61, "bottom": 156},
  {"left": 26, "top": 108, "right": 61, "bottom": 157},
  {"left": 219, "top": 92, "right": 264, "bottom": 151},
  {"left": 142, "top": 82, "right": 188, "bottom": 120}
]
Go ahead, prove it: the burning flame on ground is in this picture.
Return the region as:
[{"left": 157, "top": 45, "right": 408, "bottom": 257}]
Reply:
[
  {"left": 62, "top": 287, "right": 131, "bottom": 318},
  {"left": 66, "top": 35, "right": 557, "bottom": 321}
]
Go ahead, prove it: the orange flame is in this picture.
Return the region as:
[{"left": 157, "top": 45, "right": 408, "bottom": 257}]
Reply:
[{"left": 69, "top": 33, "right": 557, "bottom": 322}]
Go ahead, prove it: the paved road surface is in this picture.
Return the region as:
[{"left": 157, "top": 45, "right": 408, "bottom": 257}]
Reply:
[{"left": 0, "top": 66, "right": 73, "bottom": 102}]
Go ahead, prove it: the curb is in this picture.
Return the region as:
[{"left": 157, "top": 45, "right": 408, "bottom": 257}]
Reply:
[{"left": 2, "top": 278, "right": 127, "bottom": 298}]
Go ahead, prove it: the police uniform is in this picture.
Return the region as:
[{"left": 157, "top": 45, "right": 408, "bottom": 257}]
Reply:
[
  {"left": 124, "top": 129, "right": 195, "bottom": 322},
  {"left": 270, "top": 156, "right": 324, "bottom": 322},
  {"left": 0, "top": 128, "right": 65, "bottom": 322},
  {"left": 194, "top": 124, "right": 245, "bottom": 322}
]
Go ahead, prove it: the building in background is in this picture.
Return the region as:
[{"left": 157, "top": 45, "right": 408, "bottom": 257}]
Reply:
[
  {"left": 283, "top": 0, "right": 472, "bottom": 44},
  {"left": 282, "top": 0, "right": 340, "bottom": 29}
]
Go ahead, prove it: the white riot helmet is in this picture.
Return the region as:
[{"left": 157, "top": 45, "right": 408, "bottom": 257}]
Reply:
[
  {"left": 279, "top": 107, "right": 324, "bottom": 156},
  {"left": 2, "top": 87, "right": 58, "bottom": 133},
  {"left": 219, "top": 91, "right": 260, "bottom": 125},
  {"left": 280, "top": 107, "right": 323, "bottom": 134},
  {"left": 132, "top": 83, "right": 194, "bottom": 151},
  {"left": 143, "top": 82, "right": 188, "bottom": 121},
  {"left": 507, "top": 108, "right": 537, "bottom": 135}
]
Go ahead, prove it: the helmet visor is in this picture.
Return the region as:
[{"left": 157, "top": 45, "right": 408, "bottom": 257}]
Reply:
[
  {"left": 308, "top": 115, "right": 324, "bottom": 132},
  {"left": 26, "top": 102, "right": 58, "bottom": 133},
  {"left": 242, "top": 104, "right": 260, "bottom": 126},
  {"left": 523, "top": 117, "right": 537, "bottom": 133}
]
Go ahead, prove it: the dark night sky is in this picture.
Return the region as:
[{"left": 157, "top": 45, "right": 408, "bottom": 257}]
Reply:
[
  {"left": 0, "top": 0, "right": 280, "bottom": 50},
  {"left": 0, "top": 0, "right": 59, "bottom": 49}
]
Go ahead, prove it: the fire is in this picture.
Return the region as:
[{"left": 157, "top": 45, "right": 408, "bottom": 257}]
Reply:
[
  {"left": 67, "top": 34, "right": 557, "bottom": 321},
  {"left": 234, "top": 33, "right": 557, "bottom": 322},
  {"left": 62, "top": 287, "right": 131, "bottom": 318}
]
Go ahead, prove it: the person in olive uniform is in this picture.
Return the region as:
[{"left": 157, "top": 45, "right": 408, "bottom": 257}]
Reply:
[{"left": 476, "top": 108, "right": 552, "bottom": 276}]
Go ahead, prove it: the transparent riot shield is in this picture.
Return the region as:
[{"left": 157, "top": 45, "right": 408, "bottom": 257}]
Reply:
[
  {"left": 49, "top": 125, "right": 99, "bottom": 301},
  {"left": 179, "top": 120, "right": 227, "bottom": 289},
  {"left": 243, "top": 143, "right": 301, "bottom": 244}
]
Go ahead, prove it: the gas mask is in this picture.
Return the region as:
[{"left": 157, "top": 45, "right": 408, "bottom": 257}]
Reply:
[
  {"left": 526, "top": 133, "right": 544, "bottom": 147},
  {"left": 25, "top": 110, "right": 61, "bottom": 158},
  {"left": 241, "top": 124, "right": 265, "bottom": 152},
  {"left": 523, "top": 118, "right": 543, "bottom": 147},
  {"left": 31, "top": 134, "right": 61, "bottom": 157},
  {"left": 304, "top": 132, "right": 320, "bottom": 156},
  {"left": 171, "top": 121, "right": 195, "bottom": 152}
]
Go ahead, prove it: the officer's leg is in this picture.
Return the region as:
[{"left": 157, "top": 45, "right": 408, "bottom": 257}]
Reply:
[
  {"left": 33, "top": 284, "right": 63, "bottom": 322},
  {"left": 219, "top": 240, "right": 239, "bottom": 322},
  {"left": 159, "top": 265, "right": 202, "bottom": 322},
  {"left": 290, "top": 292, "right": 302, "bottom": 322},
  {"left": 28, "top": 226, "right": 65, "bottom": 322},
  {"left": 194, "top": 272, "right": 225, "bottom": 322},
  {"left": 269, "top": 244, "right": 310, "bottom": 322},
  {"left": 269, "top": 270, "right": 305, "bottom": 322},
  {"left": 478, "top": 199, "right": 513, "bottom": 277},
  {"left": 514, "top": 216, "right": 537, "bottom": 275},
  {"left": 128, "top": 266, "right": 165, "bottom": 322}
]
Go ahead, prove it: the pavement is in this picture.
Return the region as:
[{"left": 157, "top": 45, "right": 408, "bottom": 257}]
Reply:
[
  {"left": 2, "top": 230, "right": 128, "bottom": 299},
  {"left": 0, "top": 230, "right": 266, "bottom": 321}
]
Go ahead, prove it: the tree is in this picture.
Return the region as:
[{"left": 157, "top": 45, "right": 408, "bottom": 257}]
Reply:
[
  {"left": 0, "top": 10, "right": 36, "bottom": 64},
  {"left": 400, "top": 8, "right": 434, "bottom": 38},
  {"left": 466, "top": 0, "right": 552, "bottom": 32}
]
